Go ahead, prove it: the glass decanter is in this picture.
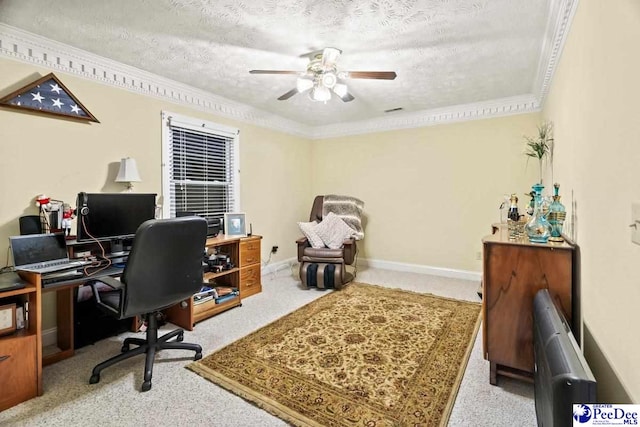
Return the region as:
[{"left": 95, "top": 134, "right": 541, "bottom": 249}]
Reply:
[
  {"left": 547, "top": 183, "right": 567, "bottom": 242},
  {"left": 525, "top": 183, "right": 551, "bottom": 243}
]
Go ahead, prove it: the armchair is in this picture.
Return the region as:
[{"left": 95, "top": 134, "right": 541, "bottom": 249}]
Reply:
[
  {"left": 88, "top": 216, "right": 207, "bottom": 392},
  {"left": 297, "top": 195, "right": 361, "bottom": 289}
]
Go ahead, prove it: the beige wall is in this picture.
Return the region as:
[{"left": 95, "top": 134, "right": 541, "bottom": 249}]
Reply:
[
  {"left": 311, "top": 114, "right": 540, "bottom": 272},
  {"left": 0, "top": 58, "right": 313, "bottom": 328},
  {"left": 543, "top": 0, "right": 640, "bottom": 402}
]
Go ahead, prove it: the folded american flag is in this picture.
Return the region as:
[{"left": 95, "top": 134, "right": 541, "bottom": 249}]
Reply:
[{"left": 0, "top": 72, "right": 99, "bottom": 122}]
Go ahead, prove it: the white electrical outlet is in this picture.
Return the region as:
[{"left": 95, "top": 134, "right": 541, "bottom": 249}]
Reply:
[
  {"left": 632, "top": 203, "right": 640, "bottom": 245},
  {"left": 476, "top": 251, "right": 482, "bottom": 260}
]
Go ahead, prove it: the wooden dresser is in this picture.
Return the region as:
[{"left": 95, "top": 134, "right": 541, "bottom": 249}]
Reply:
[{"left": 482, "top": 229, "right": 576, "bottom": 385}]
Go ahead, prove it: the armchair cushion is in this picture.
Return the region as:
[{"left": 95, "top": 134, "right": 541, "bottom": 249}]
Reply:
[
  {"left": 314, "top": 212, "right": 356, "bottom": 249},
  {"left": 298, "top": 220, "right": 325, "bottom": 248}
]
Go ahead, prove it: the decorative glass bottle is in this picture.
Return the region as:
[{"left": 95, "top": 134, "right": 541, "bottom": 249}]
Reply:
[
  {"left": 525, "top": 183, "right": 551, "bottom": 243},
  {"left": 547, "top": 183, "right": 567, "bottom": 242},
  {"left": 507, "top": 194, "right": 520, "bottom": 222},
  {"left": 506, "top": 194, "right": 521, "bottom": 240}
]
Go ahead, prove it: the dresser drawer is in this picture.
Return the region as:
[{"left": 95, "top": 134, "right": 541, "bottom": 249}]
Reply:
[
  {"left": 0, "top": 334, "right": 37, "bottom": 411},
  {"left": 240, "top": 239, "right": 260, "bottom": 266},
  {"left": 240, "top": 264, "right": 261, "bottom": 298}
]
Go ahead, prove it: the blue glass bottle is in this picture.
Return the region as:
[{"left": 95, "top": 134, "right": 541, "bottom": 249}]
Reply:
[
  {"left": 525, "top": 183, "right": 551, "bottom": 243},
  {"left": 548, "top": 183, "right": 567, "bottom": 242}
]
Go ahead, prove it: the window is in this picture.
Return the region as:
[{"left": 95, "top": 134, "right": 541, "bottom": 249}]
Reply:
[{"left": 161, "top": 112, "right": 239, "bottom": 222}]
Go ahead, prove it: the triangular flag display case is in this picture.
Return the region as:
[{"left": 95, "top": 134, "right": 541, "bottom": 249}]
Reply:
[{"left": 0, "top": 73, "right": 99, "bottom": 123}]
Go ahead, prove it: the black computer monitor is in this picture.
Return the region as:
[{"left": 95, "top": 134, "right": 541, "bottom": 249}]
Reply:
[{"left": 76, "top": 193, "right": 157, "bottom": 250}]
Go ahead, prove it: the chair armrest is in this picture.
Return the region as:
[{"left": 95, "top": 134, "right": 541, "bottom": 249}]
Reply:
[
  {"left": 89, "top": 276, "right": 124, "bottom": 314},
  {"left": 296, "top": 236, "right": 309, "bottom": 262},
  {"left": 89, "top": 276, "right": 123, "bottom": 290},
  {"left": 342, "top": 238, "right": 357, "bottom": 265}
]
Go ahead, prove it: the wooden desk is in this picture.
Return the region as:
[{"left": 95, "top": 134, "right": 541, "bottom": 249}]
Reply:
[
  {"left": 0, "top": 234, "right": 261, "bottom": 410},
  {"left": 482, "top": 231, "right": 575, "bottom": 385}
]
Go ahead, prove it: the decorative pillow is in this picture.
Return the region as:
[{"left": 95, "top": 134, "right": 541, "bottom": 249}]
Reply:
[
  {"left": 298, "top": 220, "right": 325, "bottom": 248},
  {"left": 314, "top": 212, "right": 356, "bottom": 249}
]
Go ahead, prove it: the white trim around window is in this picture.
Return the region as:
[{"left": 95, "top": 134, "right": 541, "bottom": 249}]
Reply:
[{"left": 161, "top": 111, "right": 240, "bottom": 221}]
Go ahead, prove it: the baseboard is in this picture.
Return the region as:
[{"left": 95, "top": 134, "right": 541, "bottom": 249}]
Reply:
[
  {"left": 262, "top": 257, "right": 297, "bottom": 276},
  {"left": 42, "top": 327, "right": 58, "bottom": 348},
  {"left": 358, "top": 258, "right": 482, "bottom": 282},
  {"left": 583, "top": 322, "right": 634, "bottom": 403},
  {"left": 273, "top": 256, "right": 482, "bottom": 281}
]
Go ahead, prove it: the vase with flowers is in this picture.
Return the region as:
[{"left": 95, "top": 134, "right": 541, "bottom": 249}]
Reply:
[{"left": 524, "top": 121, "right": 554, "bottom": 185}]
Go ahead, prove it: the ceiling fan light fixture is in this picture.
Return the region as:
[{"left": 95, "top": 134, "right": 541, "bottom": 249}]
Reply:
[
  {"left": 296, "top": 77, "right": 314, "bottom": 92},
  {"left": 310, "top": 85, "right": 331, "bottom": 102},
  {"left": 321, "top": 72, "right": 337, "bottom": 89},
  {"left": 322, "top": 47, "right": 341, "bottom": 66},
  {"left": 250, "top": 47, "right": 396, "bottom": 103},
  {"left": 333, "top": 83, "right": 348, "bottom": 98}
]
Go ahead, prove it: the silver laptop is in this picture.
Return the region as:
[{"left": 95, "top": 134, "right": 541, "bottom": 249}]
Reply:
[{"left": 9, "top": 233, "right": 89, "bottom": 274}]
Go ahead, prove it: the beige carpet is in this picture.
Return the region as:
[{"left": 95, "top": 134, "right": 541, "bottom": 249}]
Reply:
[{"left": 188, "top": 282, "right": 481, "bottom": 427}]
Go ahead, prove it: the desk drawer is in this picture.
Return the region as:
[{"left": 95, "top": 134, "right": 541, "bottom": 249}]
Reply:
[
  {"left": 240, "top": 265, "right": 261, "bottom": 298},
  {"left": 240, "top": 239, "right": 260, "bottom": 266},
  {"left": 0, "top": 334, "right": 37, "bottom": 411}
]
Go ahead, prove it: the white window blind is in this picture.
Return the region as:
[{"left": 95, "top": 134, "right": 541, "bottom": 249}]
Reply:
[{"left": 161, "top": 112, "right": 239, "bottom": 222}]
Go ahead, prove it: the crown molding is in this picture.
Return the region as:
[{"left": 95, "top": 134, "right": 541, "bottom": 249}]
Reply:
[
  {"left": 0, "top": 13, "right": 575, "bottom": 140},
  {"left": 0, "top": 24, "right": 312, "bottom": 138},
  {"left": 309, "top": 95, "right": 540, "bottom": 139},
  {"left": 532, "top": 0, "right": 579, "bottom": 106}
]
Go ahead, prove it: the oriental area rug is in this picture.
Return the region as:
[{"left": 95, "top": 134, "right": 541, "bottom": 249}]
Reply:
[{"left": 188, "top": 283, "right": 481, "bottom": 427}]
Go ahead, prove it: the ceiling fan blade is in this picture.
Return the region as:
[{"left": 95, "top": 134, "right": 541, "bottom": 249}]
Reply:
[
  {"left": 332, "top": 81, "right": 354, "bottom": 102},
  {"left": 249, "top": 70, "right": 300, "bottom": 75},
  {"left": 338, "top": 91, "right": 355, "bottom": 102},
  {"left": 345, "top": 71, "right": 397, "bottom": 80},
  {"left": 277, "top": 88, "right": 299, "bottom": 100},
  {"left": 299, "top": 49, "right": 324, "bottom": 59}
]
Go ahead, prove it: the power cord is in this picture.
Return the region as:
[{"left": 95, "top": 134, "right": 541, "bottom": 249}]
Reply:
[
  {"left": 1, "top": 245, "right": 14, "bottom": 273},
  {"left": 261, "top": 251, "right": 273, "bottom": 268},
  {"left": 80, "top": 216, "right": 112, "bottom": 277},
  {"left": 352, "top": 245, "right": 359, "bottom": 279}
]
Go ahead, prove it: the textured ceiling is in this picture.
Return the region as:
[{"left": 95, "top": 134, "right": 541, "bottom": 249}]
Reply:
[{"left": 0, "top": 0, "right": 554, "bottom": 127}]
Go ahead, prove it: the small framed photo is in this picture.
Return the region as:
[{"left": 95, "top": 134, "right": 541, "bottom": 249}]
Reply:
[
  {"left": 0, "top": 303, "right": 17, "bottom": 337},
  {"left": 224, "top": 212, "right": 247, "bottom": 237}
]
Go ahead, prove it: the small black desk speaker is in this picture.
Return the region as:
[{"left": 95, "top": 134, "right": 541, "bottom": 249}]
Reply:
[{"left": 19, "top": 215, "right": 42, "bottom": 235}]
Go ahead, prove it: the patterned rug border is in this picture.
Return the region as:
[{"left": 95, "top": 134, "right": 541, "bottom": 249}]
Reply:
[{"left": 188, "top": 282, "right": 482, "bottom": 427}]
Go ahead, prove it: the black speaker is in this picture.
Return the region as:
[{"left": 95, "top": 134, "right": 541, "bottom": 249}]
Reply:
[{"left": 19, "top": 215, "right": 42, "bottom": 235}]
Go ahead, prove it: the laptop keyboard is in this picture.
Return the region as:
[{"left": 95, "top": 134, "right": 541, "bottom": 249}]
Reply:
[{"left": 28, "top": 260, "right": 90, "bottom": 273}]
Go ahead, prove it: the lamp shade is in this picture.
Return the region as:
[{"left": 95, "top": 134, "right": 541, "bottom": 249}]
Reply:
[{"left": 115, "top": 157, "right": 141, "bottom": 183}]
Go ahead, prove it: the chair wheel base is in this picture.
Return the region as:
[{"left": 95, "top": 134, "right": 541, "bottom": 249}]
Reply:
[
  {"left": 89, "top": 374, "right": 100, "bottom": 384},
  {"left": 194, "top": 352, "right": 202, "bottom": 361},
  {"left": 141, "top": 381, "right": 152, "bottom": 392},
  {"left": 177, "top": 332, "right": 184, "bottom": 342}
]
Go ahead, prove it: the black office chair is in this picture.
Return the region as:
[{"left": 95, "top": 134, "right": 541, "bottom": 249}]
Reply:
[{"left": 88, "top": 216, "right": 207, "bottom": 392}]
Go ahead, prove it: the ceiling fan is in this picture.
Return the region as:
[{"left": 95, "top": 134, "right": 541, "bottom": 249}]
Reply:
[{"left": 249, "top": 47, "right": 397, "bottom": 103}]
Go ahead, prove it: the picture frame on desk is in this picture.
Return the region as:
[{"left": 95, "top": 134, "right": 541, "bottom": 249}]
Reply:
[
  {"left": 223, "top": 212, "right": 247, "bottom": 237},
  {"left": 0, "top": 303, "right": 17, "bottom": 336}
]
